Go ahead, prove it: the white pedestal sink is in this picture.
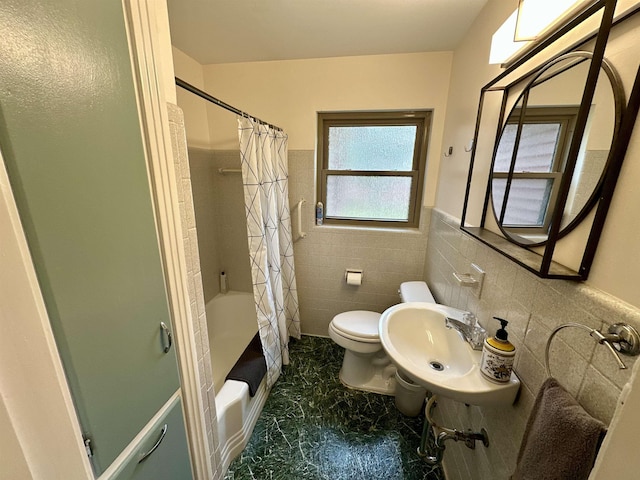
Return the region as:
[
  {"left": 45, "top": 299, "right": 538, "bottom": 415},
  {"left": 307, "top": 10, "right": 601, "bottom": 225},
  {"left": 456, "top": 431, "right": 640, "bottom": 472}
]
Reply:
[{"left": 379, "top": 302, "right": 520, "bottom": 407}]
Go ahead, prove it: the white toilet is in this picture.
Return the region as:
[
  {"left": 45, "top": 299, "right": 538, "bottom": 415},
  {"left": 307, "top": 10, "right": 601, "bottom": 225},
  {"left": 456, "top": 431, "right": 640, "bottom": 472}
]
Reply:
[{"left": 328, "top": 281, "right": 436, "bottom": 394}]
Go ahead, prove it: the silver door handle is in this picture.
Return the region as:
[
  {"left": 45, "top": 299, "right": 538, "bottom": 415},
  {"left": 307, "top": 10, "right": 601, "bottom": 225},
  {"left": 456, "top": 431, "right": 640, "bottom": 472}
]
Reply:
[
  {"left": 160, "top": 322, "right": 172, "bottom": 353},
  {"left": 138, "top": 424, "right": 168, "bottom": 463}
]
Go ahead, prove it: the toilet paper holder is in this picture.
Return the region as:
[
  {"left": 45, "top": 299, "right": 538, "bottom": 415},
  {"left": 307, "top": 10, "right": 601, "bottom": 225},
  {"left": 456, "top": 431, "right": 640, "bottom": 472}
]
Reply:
[{"left": 345, "top": 269, "right": 363, "bottom": 285}]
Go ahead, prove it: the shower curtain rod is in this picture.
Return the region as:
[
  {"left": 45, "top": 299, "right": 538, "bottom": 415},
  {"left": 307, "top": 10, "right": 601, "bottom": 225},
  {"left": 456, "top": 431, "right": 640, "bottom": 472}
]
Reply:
[{"left": 175, "top": 77, "right": 283, "bottom": 132}]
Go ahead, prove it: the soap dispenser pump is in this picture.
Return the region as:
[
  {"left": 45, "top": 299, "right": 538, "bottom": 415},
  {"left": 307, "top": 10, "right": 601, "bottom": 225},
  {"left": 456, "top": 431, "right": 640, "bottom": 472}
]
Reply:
[{"left": 480, "top": 317, "right": 516, "bottom": 383}]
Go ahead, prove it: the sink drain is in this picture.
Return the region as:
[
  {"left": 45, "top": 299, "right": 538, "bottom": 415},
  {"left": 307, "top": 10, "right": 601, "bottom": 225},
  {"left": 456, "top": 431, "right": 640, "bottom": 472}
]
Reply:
[{"left": 429, "top": 361, "right": 444, "bottom": 371}]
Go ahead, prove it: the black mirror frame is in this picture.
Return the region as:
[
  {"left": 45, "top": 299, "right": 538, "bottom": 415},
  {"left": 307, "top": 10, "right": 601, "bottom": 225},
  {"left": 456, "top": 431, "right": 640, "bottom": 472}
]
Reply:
[
  {"left": 460, "top": 0, "right": 640, "bottom": 280},
  {"left": 489, "top": 51, "right": 625, "bottom": 248}
]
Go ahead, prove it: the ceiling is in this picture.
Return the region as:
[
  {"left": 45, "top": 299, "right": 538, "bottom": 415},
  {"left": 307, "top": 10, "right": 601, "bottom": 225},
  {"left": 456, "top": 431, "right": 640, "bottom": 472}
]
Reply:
[{"left": 167, "top": 0, "right": 490, "bottom": 65}]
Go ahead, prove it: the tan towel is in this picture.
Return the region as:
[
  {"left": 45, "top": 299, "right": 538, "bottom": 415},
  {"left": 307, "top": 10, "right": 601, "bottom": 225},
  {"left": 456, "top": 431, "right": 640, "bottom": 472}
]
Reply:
[{"left": 511, "top": 377, "right": 606, "bottom": 480}]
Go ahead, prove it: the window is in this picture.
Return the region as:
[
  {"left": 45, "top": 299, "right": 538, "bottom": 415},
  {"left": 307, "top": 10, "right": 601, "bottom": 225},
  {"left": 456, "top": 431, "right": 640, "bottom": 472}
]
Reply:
[
  {"left": 492, "top": 106, "right": 578, "bottom": 233},
  {"left": 316, "top": 111, "right": 431, "bottom": 228}
]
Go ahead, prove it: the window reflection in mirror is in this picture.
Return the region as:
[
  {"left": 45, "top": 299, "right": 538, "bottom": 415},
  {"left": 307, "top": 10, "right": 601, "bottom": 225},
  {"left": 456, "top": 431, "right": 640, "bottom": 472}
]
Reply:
[
  {"left": 493, "top": 107, "right": 577, "bottom": 236},
  {"left": 490, "top": 52, "right": 622, "bottom": 246}
]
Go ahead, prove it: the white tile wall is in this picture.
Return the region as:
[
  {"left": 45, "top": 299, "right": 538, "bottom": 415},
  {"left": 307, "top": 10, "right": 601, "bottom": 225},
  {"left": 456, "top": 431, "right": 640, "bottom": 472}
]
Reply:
[
  {"left": 187, "top": 148, "right": 222, "bottom": 303},
  {"left": 425, "top": 207, "right": 640, "bottom": 480},
  {"left": 288, "top": 150, "right": 430, "bottom": 336},
  {"left": 167, "top": 104, "right": 221, "bottom": 476},
  {"left": 189, "top": 149, "right": 253, "bottom": 302}
]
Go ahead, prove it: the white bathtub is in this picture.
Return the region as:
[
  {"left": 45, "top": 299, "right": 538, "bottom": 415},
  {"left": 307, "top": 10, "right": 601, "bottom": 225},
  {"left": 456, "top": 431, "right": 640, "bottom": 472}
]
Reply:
[{"left": 206, "top": 291, "right": 268, "bottom": 473}]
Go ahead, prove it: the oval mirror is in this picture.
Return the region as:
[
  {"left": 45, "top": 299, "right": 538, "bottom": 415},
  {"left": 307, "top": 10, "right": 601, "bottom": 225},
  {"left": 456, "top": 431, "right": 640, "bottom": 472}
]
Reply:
[{"left": 490, "top": 51, "right": 624, "bottom": 247}]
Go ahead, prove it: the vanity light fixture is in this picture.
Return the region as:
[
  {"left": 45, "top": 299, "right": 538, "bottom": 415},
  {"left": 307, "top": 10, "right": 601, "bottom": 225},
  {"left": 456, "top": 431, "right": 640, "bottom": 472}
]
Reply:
[
  {"left": 514, "top": 0, "right": 594, "bottom": 41},
  {"left": 489, "top": 0, "right": 597, "bottom": 65},
  {"left": 489, "top": 10, "right": 522, "bottom": 65}
]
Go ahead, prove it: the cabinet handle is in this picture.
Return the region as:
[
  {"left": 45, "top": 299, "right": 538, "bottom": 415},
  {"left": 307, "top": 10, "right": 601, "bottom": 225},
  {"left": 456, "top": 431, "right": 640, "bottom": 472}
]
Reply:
[
  {"left": 138, "top": 424, "right": 168, "bottom": 464},
  {"left": 160, "top": 322, "right": 172, "bottom": 353}
]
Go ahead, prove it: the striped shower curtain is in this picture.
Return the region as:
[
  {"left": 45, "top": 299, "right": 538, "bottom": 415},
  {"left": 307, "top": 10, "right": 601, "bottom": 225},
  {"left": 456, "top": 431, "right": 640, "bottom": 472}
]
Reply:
[{"left": 237, "top": 117, "right": 301, "bottom": 388}]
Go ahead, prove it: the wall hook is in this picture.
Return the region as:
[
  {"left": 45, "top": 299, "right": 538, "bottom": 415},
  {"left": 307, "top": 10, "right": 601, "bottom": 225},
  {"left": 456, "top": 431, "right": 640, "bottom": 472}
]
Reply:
[
  {"left": 464, "top": 139, "right": 474, "bottom": 152},
  {"left": 443, "top": 146, "right": 453, "bottom": 157}
]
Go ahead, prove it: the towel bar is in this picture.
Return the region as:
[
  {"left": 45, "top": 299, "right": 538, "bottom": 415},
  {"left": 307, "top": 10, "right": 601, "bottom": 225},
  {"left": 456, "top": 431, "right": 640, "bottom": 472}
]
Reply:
[{"left": 544, "top": 322, "right": 640, "bottom": 377}]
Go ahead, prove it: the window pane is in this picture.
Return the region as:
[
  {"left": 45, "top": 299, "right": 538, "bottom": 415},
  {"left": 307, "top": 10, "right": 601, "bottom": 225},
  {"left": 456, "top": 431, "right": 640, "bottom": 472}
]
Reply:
[
  {"left": 514, "top": 123, "right": 561, "bottom": 172},
  {"left": 494, "top": 123, "right": 561, "bottom": 172},
  {"left": 494, "top": 124, "right": 517, "bottom": 172},
  {"left": 328, "top": 126, "right": 416, "bottom": 171},
  {"left": 326, "top": 175, "right": 412, "bottom": 221},
  {"left": 492, "top": 177, "right": 554, "bottom": 227}
]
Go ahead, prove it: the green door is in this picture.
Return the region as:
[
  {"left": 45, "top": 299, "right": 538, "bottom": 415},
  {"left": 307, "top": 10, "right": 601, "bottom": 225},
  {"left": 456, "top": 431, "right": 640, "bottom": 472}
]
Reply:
[{"left": 0, "top": 0, "right": 181, "bottom": 474}]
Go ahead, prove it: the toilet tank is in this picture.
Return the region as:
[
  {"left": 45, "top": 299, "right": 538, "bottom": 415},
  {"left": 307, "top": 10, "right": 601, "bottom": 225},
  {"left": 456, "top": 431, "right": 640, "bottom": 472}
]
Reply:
[{"left": 399, "top": 281, "right": 436, "bottom": 304}]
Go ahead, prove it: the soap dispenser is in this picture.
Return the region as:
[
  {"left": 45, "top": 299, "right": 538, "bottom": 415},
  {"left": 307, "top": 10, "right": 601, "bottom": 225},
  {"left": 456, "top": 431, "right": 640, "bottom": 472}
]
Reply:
[{"left": 480, "top": 317, "right": 515, "bottom": 383}]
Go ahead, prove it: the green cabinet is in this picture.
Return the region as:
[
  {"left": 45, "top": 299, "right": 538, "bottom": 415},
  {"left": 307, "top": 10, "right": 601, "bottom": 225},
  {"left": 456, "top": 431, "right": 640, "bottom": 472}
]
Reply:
[
  {"left": 0, "top": 0, "right": 189, "bottom": 476},
  {"left": 109, "top": 395, "right": 193, "bottom": 480}
]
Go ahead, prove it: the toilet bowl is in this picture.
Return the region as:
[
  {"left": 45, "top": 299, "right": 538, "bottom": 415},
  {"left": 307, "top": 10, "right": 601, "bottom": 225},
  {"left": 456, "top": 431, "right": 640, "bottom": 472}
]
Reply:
[{"left": 328, "top": 281, "right": 436, "bottom": 395}]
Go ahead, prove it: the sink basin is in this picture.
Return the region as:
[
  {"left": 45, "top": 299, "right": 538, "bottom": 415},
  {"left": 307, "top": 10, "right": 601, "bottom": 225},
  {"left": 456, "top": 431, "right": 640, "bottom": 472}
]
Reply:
[{"left": 379, "top": 302, "right": 520, "bottom": 407}]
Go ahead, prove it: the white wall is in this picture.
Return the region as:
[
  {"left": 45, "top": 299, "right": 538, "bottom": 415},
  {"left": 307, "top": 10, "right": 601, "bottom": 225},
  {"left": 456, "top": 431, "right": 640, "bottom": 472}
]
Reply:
[
  {"left": 201, "top": 51, "right": 453, "bottom": 207},
  {"left": 173, "top": 46, "right": 212, "bottom": 149},
  {"left": 435, "top": 0, "right": 511, "bottom": 216},
  {"left": 0, "top": 398, "right": 32, "bottom": 479},
  {"left": 588, "top": 12, "right": 640, "bottom": 307},
  {"left": 152, "top": 0, "right": 177, "bottom": 104}
]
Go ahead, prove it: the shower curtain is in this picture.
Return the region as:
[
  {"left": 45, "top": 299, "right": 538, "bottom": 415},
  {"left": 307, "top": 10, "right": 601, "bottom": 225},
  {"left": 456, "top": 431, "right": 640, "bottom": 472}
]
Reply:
[{"left": 238, "top": 117, "right": 301, "bottom": 389}]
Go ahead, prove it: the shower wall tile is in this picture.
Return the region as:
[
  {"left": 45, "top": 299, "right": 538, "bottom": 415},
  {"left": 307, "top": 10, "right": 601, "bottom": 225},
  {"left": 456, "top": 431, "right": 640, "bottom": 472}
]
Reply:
[
  {"left": 167, "top": 103, "right": 221, "bottom": 476},
  {"left": 189, "top": 148, "right": 254, "bottom": 301},
  {"left": 188, "top": 148, "right": 222, "bottom": 302},
  {"left": 424, "top": 207, "right": 640, "bottom": 480},
  {"left": 288, "top": 150, "right": 430, "bottom": 336},
  {"left": 209, "top": 151, "right": 253, "bottom": 295}
]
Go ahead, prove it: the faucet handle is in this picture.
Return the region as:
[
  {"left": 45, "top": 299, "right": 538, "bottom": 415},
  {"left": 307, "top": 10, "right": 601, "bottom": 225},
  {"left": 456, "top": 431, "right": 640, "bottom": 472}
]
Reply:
[
  {"left": 470, "top": 324, "right": 487, "bottom": 349},
  {"left": 463, "top": 312, "right": 478, "bottom": 326}
]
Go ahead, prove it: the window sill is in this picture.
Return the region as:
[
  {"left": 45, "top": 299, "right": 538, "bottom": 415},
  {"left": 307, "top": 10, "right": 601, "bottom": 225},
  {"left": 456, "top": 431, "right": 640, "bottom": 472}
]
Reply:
[{"left": 312, "top": 223, "right": 424, "bottom": 235}]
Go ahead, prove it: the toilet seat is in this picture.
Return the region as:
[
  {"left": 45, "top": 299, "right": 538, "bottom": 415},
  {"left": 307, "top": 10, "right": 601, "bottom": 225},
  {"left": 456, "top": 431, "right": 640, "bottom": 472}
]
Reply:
[
  {"left": 328, "top": 281, "right": 436, "bottom": 396},
  {"left": 330, "top": 311, "right": 381, "bottom": 343}
]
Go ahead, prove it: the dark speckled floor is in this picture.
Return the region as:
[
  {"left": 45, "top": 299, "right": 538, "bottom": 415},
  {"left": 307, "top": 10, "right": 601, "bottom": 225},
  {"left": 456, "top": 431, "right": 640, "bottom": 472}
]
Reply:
[{"left": 225, "top": 336, "right": 444, "bottom": 480}]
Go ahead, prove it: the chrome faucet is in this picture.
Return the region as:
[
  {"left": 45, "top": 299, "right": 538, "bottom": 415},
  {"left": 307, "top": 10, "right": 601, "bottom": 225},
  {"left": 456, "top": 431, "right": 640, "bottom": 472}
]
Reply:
[{"left": 446, "top": 315, "right": 486, "bottom": 350}]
